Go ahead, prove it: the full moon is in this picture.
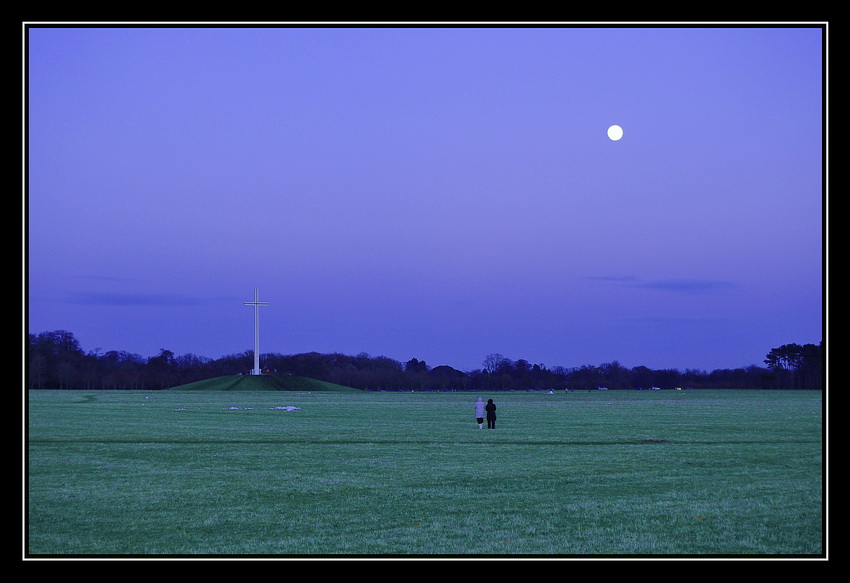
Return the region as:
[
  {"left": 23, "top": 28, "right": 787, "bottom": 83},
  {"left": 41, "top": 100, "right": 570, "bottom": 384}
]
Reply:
[{"left": 607, "top": 124, "right": 624, "bottom": 141}]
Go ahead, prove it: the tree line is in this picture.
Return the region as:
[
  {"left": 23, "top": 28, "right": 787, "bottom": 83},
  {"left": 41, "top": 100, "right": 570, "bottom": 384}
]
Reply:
[{"left": 26, "top": 330, "right": 823, "bottom": 391}]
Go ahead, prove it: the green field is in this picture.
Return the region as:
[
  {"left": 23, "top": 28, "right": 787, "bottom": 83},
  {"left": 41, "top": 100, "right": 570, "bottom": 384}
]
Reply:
[{"left": 26, "top": 387, "right": 824, "bottom": 557}]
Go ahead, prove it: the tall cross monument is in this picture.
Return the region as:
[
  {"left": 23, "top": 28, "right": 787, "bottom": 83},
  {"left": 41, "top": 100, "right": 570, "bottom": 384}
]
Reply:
[{"left": 243, "top": 288, "right": 269, "bottom": 375}]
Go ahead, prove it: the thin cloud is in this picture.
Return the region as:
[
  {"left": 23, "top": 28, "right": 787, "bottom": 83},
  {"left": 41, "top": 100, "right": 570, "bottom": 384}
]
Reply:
[
  {"left": 62, "top": 291, "right": 209, "bottom": 307},
  {"left": 590, "top": 276, "right": 738, "bottom": 294},
  {"left": 633, "top": 279, "right": 738, "bottom": 294}
]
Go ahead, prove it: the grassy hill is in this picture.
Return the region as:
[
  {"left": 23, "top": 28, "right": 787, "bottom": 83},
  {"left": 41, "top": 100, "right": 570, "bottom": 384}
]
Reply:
[{"left": 168, "top": 374, "right": 361, "bottom": 392}]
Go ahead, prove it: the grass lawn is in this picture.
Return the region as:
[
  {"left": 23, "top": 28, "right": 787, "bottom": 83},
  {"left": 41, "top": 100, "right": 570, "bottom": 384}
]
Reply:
[{"left": 26, "top": 387, "right": 824, "bottom": 557}]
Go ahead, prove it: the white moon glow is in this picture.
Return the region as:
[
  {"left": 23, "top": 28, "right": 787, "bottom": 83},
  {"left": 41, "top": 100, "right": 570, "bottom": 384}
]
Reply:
[{"left": 607, "top": 125, "right": 623, "bottom": 141}]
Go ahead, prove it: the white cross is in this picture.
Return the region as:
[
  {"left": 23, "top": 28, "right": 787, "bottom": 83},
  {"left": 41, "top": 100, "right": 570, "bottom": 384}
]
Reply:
[{"left": 243, "top": 289, "right": 269, "bottom": 375}]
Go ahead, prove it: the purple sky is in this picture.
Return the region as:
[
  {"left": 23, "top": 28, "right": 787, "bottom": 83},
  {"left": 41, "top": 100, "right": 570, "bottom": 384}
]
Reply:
[{"left": 26, "top": 25, "right": 824, "bottom": 372}]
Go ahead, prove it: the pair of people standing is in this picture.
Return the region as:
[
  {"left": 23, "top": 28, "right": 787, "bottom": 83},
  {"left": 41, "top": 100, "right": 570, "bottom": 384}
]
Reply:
[{"left": 474, "top": 397, "right": 497, "bottom": 429}]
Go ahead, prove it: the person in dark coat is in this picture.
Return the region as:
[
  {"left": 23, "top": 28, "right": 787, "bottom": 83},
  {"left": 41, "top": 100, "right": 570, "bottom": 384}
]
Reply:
[{"left": 485, "top": 398, "right": 497, "bottom": 429}]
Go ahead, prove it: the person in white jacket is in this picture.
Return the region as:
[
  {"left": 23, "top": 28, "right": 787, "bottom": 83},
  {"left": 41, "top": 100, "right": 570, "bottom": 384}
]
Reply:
[{"left": 474, "top": 397, "right": 486, "bottom": 429}]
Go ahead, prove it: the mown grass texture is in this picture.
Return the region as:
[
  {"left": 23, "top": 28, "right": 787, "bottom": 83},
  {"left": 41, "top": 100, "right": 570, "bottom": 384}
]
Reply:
[{"left": 27, "top": 388, "right": 823, "bottom": 556}]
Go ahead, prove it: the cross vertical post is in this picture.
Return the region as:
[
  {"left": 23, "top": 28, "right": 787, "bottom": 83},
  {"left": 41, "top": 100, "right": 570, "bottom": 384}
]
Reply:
[{"left": 243, "top": 288, "right": 269, "bottom": 375}]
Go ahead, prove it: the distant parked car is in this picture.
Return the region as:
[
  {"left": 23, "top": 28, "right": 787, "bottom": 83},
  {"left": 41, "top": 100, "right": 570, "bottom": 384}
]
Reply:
[{"left": 597, "top": 386, "right": 608, "bottom": 390}]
